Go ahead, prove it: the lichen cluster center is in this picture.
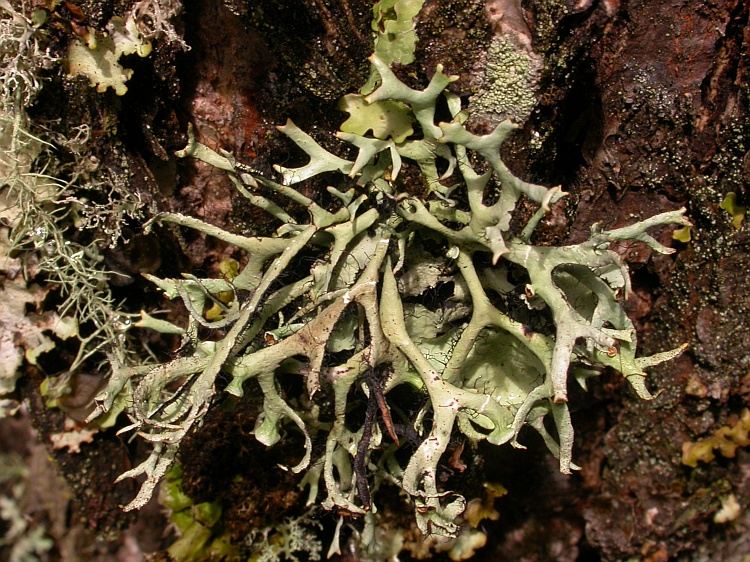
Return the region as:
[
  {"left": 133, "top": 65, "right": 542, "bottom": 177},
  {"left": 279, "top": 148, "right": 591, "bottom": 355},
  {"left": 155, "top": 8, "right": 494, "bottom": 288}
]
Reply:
[{"left": 90, "top": 54, "right": 688, "bottom": 544}]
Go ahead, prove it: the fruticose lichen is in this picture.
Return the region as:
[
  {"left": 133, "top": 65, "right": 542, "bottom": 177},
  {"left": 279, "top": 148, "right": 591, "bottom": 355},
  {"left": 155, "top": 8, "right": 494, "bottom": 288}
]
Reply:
[
  {"left": 90, "top": 52, "right": 689, "bottom": 548},
  {"left": 1, "top": 1, "right": 140, "bottom": 405}
]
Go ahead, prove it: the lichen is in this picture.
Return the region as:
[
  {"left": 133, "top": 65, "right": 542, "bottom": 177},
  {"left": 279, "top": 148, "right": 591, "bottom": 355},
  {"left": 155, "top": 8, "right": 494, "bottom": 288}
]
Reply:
[
  {"left": 682, "top": 409, "right": 750, "bottom": 468},
  {"left": 0, "top": 452, "right": 54, "bottom": 560},
  {"left": 469, "top": 35, "right": 539, "bottom": 123},
  {"left": 371, "top": 0, "right": 425, "bottom": 67},
  {"left": 246, "top": 514, "right": 322, "bottom": 562},
  {"left": 1, "top": 2, "right": 137, "bottom": 404},
  {"left": 338, "top": 93, "right": 414, "bottom": 143},
  {"left": 131, "top": 0, "right": 190, "bottom": 50},
  {"left": 67, "top": 12, "right": 152, "bottom": 96},
  {"left": 713, "top": 493, "right": 742, "bottom": 524},
  {"left": 361, "top": 0, "right": 426, "bottom": 93},
  {"left": 90, "top": 50, "right": 688, "bottom": 551},
  {"left": 720, "top": 192, "right": 746, "bottom": 230}
]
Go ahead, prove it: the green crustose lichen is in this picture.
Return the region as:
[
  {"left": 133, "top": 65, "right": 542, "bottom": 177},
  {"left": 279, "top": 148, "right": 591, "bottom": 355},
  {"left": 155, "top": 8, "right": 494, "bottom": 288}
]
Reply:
[{"left": 470, "top": 35, "right": 538, "bottom": 123}]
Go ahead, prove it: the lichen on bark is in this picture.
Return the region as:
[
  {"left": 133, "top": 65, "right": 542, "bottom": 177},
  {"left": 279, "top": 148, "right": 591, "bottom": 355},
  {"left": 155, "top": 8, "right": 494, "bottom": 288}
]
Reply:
[{"left": 89, "top": 51, "right": 688, "bottom": 550}]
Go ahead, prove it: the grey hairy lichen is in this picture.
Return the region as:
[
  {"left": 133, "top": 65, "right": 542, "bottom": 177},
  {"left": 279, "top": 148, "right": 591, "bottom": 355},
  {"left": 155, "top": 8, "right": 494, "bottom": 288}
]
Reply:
[
  {"left": 1, "top": 1, "right": 141, "bottom": 401},
  {"left": 90, "top": 54, "right": 689, "bottom": 543}
]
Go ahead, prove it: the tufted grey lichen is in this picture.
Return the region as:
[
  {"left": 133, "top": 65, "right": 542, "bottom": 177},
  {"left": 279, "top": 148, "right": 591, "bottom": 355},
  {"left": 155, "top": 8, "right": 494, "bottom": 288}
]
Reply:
[{"left": 89, "top": 53, "right": 689, "bottom": 545}]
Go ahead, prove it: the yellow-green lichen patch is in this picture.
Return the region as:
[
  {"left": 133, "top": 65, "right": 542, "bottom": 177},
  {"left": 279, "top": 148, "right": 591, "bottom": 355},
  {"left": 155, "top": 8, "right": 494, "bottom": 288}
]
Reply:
[
  {"left": 720, "top": 192, "right": 747, "bottom": 229},
  {"left": 360, "top": 0, "right": 426, "bottom": 93},
  {"left": 672, "top": 224, "right": 692, "bottom": 242},
  {"left": 371, "top": 0, "right": 425, "bottom": 67},
  {"left": 338, "top": 94, "right": 414, "bottom": 143},
  {"left": 682, "top": 409, "right": 750, "bottom": 467},
  {"left": 67, "top": 14, "right": 152, "bottom": 96}
]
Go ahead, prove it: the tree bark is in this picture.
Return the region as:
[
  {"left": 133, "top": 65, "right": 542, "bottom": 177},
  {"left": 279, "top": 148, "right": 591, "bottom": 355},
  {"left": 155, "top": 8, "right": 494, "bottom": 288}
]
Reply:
[{"left": 8, "top": 0, "right": 750, "bottom": 560}]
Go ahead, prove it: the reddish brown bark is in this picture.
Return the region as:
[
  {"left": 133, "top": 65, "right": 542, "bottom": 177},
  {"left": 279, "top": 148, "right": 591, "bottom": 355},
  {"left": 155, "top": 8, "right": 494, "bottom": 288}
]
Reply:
[{"left": 7, "top": 0, "right": 750, "bottom": 560}]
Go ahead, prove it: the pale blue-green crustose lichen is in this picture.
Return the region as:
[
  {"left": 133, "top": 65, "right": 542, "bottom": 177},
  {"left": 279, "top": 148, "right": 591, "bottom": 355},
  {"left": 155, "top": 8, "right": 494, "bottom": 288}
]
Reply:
[{"left": 89, "top": 54, "right": 689, "bottom": 540}]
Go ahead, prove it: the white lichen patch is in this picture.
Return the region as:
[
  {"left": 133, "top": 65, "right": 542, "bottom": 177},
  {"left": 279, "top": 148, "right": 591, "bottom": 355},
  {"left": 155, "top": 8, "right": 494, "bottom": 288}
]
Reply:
[
  {"left": 49, "top": 418, "right": 98, "bottom": 454},
  {"left": 0, "top": 230, "right": 76, "bottom": 394},
  {"left": 714, "top": 493, "right": 742, "bottom": 524}
]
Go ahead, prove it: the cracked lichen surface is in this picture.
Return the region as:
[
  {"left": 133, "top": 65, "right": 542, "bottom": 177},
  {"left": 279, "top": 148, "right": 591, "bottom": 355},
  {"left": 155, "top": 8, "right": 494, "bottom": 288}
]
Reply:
[
  {"left": 91, "top": 55, "right": 689, "bottom": 542},
  {"left": 469, "top": 35, "right": 538, "bottom": 123}
]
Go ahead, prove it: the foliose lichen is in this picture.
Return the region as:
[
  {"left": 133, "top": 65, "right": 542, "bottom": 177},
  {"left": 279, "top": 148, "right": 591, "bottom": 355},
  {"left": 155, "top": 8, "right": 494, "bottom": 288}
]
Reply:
[
  {"left": 67, "top": 12, "right": 153, "bottom": 96},
  {"left": 720, "top": 192, "right": 747, "bottom": 230},
  {"left": 371, "top": 0, "right": 425, "bottom": 68},
  {"left": 89, "top": 51, "right": 689, "bottom": 549},
  {"left": 682, "top": 409, "right": 750, "bottom": 468}
]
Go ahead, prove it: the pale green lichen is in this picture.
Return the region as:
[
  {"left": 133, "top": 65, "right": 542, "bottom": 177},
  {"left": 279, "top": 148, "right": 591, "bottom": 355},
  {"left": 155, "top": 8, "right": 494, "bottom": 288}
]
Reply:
[
  {"left": 338, "top": 94, "right": 414, "bottom": 144},
  {"left": 90, "top": 53, "right": 689, "bottom": 547},
  {"left": 470, "top": 35, "right": 538, "bottom": 123},
  {"left": 371, "top": 0, "right": 425, "bottom": 67},
  {"left": 67, "top": 12, "right": 152, "bottom": 96},
  {"left": 246, "top": 514, "right": 322, "bottom": 562},
  {"left": 361, "top": 0, "right": 425, "bottom": 93}
]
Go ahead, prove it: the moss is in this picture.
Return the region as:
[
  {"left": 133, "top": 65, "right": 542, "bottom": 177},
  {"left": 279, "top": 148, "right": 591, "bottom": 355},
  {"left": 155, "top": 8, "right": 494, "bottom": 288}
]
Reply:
[{"left": 160, "top": 465, "right": 241, "bottom": 562}]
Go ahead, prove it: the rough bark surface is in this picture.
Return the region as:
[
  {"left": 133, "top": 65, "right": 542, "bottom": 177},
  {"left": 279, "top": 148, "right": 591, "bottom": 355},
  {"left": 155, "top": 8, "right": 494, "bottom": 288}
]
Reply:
[{"left": 4, "top": 0, "right": 750, "bottom": 560}]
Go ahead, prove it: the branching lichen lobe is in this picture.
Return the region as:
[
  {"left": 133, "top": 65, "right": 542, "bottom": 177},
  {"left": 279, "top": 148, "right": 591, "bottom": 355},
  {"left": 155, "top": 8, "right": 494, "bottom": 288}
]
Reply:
[{"left": 90, "top": 47, "right": 689, "bottom": 555}]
